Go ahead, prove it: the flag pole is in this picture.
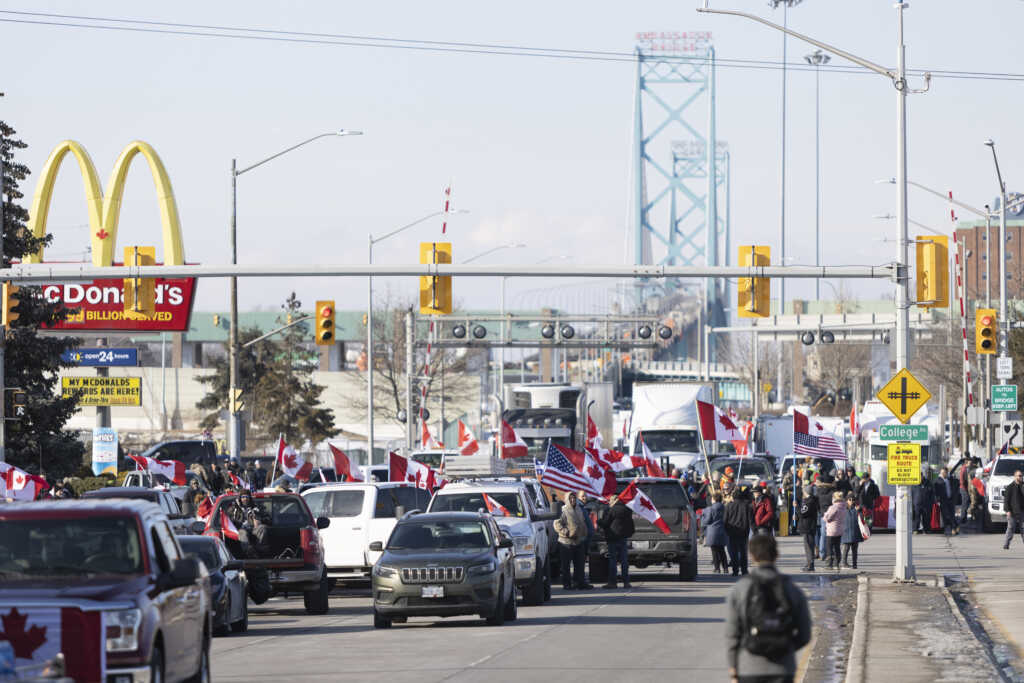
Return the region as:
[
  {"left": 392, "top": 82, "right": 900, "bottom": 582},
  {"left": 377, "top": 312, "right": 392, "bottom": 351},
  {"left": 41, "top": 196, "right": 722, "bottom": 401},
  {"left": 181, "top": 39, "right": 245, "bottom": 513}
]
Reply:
[
  {"left": 691, "top": 412, "right": 718, "bottom": 495},
  {"left": 269, "top": 437, "right": 279, "bottom": 485}
]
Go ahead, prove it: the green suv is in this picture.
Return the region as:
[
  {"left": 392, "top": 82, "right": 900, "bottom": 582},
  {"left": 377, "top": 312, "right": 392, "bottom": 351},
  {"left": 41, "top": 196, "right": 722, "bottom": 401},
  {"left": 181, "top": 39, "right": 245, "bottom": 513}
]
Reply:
[{"left": 370, "top": 511, "right": 517, "bottom": 628}]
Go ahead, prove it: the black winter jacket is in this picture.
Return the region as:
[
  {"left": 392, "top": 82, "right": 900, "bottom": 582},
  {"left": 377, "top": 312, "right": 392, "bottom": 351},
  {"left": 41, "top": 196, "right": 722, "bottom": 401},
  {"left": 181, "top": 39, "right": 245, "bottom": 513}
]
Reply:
[
  {"left": 1005, "top": 480, "right": 1024, "bottom": 516},
  {"left": 599, "top": 502, "right": 635, "bottom": 542},
  {"left": 796, "top": 495, "right": 820, "bottom": 535},
  {"left": 724, "top": 499, "right": 753, "bottom": 535}
]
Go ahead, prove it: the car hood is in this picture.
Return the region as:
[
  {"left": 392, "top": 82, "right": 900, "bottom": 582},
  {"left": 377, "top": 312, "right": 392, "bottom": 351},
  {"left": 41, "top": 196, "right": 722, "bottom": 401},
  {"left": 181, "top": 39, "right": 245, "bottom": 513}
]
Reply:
[
  {"left": 380, "top": 548, "right": 494, "bottom": 566},
  {"left": 0, "top": 575, "right": 148, "bottom": 603}
]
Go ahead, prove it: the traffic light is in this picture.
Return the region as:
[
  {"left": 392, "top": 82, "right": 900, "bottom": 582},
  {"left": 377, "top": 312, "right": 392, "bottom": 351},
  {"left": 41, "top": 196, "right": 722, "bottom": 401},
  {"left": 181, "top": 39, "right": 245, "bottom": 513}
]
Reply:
[
  {"left": 976, "top": 308, "right": 997, "bottom": 354},
  {"left": 2, "top": 282, "right": 20, "bottom": 327},
  {"left": 212, "top": 314, "right": 221, "bottom": 327},
  {"left": 123, "top": 246, "right": 156, "bottom": 320},
  {"left": 315, "top": 300, "right": 335, "bottom": 345},
  {"left": 738, "top": 245, "right": 771, "bottom": 318},
  {"left": 915, "top": 234, "right": 948, "bottom": 309},
  {"left": 419, "top": 242, "right": 453, "bottom": 315}
]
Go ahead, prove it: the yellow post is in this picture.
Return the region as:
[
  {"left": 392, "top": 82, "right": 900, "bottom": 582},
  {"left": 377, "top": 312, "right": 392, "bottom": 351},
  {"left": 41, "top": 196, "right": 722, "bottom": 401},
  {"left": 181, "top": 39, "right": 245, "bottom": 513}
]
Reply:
[{"left": 778, "top": 506, "right": 789, "bottom": 537}]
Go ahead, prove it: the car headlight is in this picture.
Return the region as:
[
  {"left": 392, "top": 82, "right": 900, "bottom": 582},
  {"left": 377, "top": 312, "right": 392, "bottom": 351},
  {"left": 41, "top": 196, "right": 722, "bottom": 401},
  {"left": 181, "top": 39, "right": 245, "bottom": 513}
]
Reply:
[
  {"left": 468, "top": 560, "right": 498, "bottom": 576},
  {"left": 373, "top": 565, "right": 397, "bottom": 579},
  {"left": 513, "top": 536, "right": 534, "bottom": 554},
  {"left": 104, "top": 608, "right": 142, "bottom": 653}
]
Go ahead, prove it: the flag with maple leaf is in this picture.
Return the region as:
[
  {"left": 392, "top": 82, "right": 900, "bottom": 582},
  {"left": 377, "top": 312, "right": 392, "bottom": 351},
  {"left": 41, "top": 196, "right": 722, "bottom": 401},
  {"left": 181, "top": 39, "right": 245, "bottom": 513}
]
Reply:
[
  {"left": 586, "top": 413, "right": 601, "bottom": 450},
  {"left": 638, "top": 437, "right": 667, "bottom": 478},
  {"left": 127, "top": 454, "right": 187, "bottom": 486},
  {"left": 388, "top": 452, "right": 444, "bottom": 491},
  {"left": 276, "top": 435, "right": 313, "bottom": 482},
  {"left": 227, "top": 471, "right": 244, "bottom": 489},
  {"left": 618, "top": 480, "right": 671, "bottom": 535},
  {"left": 500, "top": 420, "right": 528, "bottom": 459},
  {"left": 0, "top": 462, "right": 49, "bottom": 501},
  {"left": 197, "top": 496, "right": 214, "bottom": 520},
  {"left": 219, "top": 509, "right": 241, "bottom": 541},
  {"left": 0, "top": 607, "right": 62, "bottom": 673},
  {"left": 421, "top": 420, "right": 442, "bottom": 450},
  {"left": 696, "top": 400, "right": 744, "bottom": 442},
  {"left": 551, "top": 443, "right": 616, "bottom": 498},
  {"left": 457, "top": 419, "right": 479, "bottom": 455},
  {"left": 328, "top": 443, "right": 363, "bottom": 481},
  {"left": 482, "top": 492, "right": 511, "bottom": 517}
]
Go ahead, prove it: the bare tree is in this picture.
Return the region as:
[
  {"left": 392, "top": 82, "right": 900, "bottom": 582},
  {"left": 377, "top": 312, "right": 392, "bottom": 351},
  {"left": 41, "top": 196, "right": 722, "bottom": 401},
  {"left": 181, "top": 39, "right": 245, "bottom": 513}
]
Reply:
[
  {"left": 804, "top": 342, "right": 872, "bottom": 410},
  {"left": 720, "top": 334, "right": 784, "bottom": 413}
]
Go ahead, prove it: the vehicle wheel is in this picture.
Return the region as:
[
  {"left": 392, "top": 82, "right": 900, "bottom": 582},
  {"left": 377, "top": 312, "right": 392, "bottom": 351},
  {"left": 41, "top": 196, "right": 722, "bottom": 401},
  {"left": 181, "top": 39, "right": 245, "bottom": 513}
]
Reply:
[
  {"left": 373, "top": 609, "right": 392, "bottom": 629},
  {"left": 303, "top": 572, "right": 330, "bottom": 615},
  {"left": 184, "top": 638, "right": 211, "bottom": 683},
  {"left": 485, "top": 581, "right": 507, "bottom": 626},
  {"left": 588, "top": 554, "right": 608, "bottom": 584},
  {"left": 522, "top": 563, "right": 545, "bottom": 606},
  {"left": 504, "top": 583, "right": 518, "bottom": 621},
  {"left": 230, "top": 594, "right": 248, "bottom": 633},
  {"left": 542, "top": 562, "right": 551, "bottom": 602},
  {"left": 149, "top": 644, "right": 165, "bottom": 683},
  {"left": 679, "top": 554, "right": 698, "bottom": 582}
]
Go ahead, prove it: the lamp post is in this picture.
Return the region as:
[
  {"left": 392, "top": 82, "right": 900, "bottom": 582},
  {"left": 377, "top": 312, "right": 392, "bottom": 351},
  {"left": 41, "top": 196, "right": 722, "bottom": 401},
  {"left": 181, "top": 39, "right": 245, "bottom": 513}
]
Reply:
[
  {"left": 805, "top": 48, "right": 830, "bottom": 301},
  {"left": 367, "top": 208, "right": 468, "bottom": 464},
  {"left": 229, "top": 129, "right": 361, "bottom": 461},
  {"left": 465, "top": 243, "right": 527, "bottom": 398},
  {"left": 699, "top": 0, "right": 929, "bottom": 582},
  {"left": 984, "top": 140, "right": 1009, "bottom": 360}
]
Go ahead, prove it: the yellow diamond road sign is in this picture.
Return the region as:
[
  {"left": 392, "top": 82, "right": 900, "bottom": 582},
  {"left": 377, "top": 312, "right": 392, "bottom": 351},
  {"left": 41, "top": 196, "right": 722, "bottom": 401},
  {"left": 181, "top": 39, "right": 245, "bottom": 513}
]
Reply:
[{"left": 877, "top": 368, "right": 931, "bottom": 424}]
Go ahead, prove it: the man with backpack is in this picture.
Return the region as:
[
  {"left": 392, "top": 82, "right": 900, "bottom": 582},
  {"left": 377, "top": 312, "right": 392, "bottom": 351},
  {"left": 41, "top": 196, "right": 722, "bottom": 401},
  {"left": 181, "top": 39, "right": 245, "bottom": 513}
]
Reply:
[{"left": 725, "top": 534, "right": 812, "bottom": 683}]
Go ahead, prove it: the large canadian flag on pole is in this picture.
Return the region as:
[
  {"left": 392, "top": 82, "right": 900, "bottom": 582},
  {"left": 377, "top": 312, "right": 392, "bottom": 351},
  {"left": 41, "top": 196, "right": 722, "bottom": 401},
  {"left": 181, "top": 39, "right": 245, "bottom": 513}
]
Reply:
[
  {"left": 553, "top": 444, "right": 617, "bottom": 499},
  {"left": 0, "top": 462, "right": 49, "bottom": 501},
  {"left": 389, "top": 452, "right": 444, "bottom": 491},
  {"left": 127, "top": 454, "right": 187, "bottom": 486},
  {"left": 586, "top": 413, "right": 602, "bottom": 450},
  {"left": 421, "top": 421, "right": 442, "bottom": 450},
  {"left": 619, "top": 480, "right": 671, "bottom": 535},
  {"left": 457, "top": 419, "right": 479, "bottom": 455},
  {"left": 277, "top": 435, "right": 313, "bottom": 482},
  {"left": 638, "top": 437, "right": 666, "bottom": 478},
  {"left": 500, "top": 420, "right": 528, "bottom": 459},
  {"left": 696, "top": 400, "right": 745, "bottom": 441},
  {"left": 328, "top": 443, "right": 363, "bottom": 481}
]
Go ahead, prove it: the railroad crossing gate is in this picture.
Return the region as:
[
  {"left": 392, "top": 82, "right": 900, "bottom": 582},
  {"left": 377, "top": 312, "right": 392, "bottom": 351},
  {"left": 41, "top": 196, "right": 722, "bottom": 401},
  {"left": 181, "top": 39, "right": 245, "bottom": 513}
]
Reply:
[{"left": 877, "top": 368, "right": 931, "bottom": 424}]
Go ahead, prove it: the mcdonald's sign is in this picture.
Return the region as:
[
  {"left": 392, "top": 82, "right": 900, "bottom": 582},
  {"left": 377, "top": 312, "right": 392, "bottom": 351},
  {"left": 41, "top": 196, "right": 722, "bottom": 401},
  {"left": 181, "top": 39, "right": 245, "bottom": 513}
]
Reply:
[{"left": 24, "top": 140, "right": 196, "bottom": 331}]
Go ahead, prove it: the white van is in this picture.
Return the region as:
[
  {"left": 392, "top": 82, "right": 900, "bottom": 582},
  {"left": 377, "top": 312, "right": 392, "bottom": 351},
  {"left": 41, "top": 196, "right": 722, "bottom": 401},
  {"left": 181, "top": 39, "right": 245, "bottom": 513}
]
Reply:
[
  {"left": 988, "top": 455, "right": 1024, "bottom": 526},
  {"left": 301, "top": 482, "right": 431, "bottom": 583}
]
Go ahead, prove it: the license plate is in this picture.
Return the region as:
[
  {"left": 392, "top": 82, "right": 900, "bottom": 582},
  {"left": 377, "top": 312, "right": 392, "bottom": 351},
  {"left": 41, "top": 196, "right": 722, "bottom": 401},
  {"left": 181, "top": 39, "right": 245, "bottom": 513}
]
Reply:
[
  {"left": 421, "top": 585, "right": 444, "bottom": 598},
  {"left": 634, "top": 541, "right": 653, "bottom": 550}
]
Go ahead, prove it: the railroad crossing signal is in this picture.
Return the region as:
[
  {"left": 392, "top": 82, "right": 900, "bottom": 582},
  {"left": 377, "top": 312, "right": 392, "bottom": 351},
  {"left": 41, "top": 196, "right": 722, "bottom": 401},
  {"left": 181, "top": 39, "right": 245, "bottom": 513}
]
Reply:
[
  {"left": 123, "top": 246, "right": 156, "bottom": 319},
  {"left": 2, "top": 282, "right": 20, "bottom": 326},
  {"left": 315, "top": 300, "right": 335, "bottom": 345},
  {"left": 877, "top": 368, "right": 931, "bottom": 424},
  {"left": 975, "top": 308, "right": 997, "bottom": 355},
  {"left": 737, "top": 245, "right": 771, "bottom": 318},
  {"left": 914, "top": 234, "right": 948, "bottom": 309},
  {"left": 419, "top": 242, "right": 453, "bottom": 315}
]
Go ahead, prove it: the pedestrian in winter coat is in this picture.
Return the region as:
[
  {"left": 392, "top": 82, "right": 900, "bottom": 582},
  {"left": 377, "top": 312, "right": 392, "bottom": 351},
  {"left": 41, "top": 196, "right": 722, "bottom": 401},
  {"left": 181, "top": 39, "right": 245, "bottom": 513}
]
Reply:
[
  {"left": 797, "top": 485, "right": 820, "bottom": 572},
  {"left": 912, "top": 470, "right": 934, "bottom": 533},
  {"left": 553, "top": 491, "right": 592, "bottom": 590},
  {"left": 969, "top": 471, "right": 987, "bottom": 532},
  {"left": 822, "top": 492, "right": 846, "bottom": 570},
  {"left": 753, "top": 488, "right": 774, "bottom": 535},
  {"left": 724, "top": 490, "right": 753, "bottom": 576},
  {"left": 702, "top": 493, "right": 729, "bottom": 573},
  {"left": 578, "top": 491, "right": 596, "bottom": 582},
  {"left": 815, "top": 480, "right": 836, "bottom": 560},
  {"left": 1003, "top": 470, "right": 1024, "bottom": 549},
  {"left": 834, "top": 468, "right": 852, "bottom": 497},
  {"left": 598, "top": 493, "right": 635, "bottom": 588},
  {"left": 858, "top": 468, "right": 880, "bottom": 514},
  {"left": 841, "top": 494, "right": 862, "bottom": 569},
  {"left": 934, "top": 467, "right": 960, "bottom": 536},
  {"left": 725, "top": 535, "right": 812, "bottom": 683}
]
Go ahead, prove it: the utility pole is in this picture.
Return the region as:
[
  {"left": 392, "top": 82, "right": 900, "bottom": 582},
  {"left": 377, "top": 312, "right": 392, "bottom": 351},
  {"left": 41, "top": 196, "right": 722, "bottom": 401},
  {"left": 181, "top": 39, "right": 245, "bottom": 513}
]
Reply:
[
  {"left": 228, "top": 159, "right": 239, "bottom": 461},
  {"left": 805, "top": 49, "right": 831, "bottom": 301},
  {"left": 0, "top": 153, "right": 5, "bottom": 462},
  {"left": 405, "top": 309, "right": 415, "bottom": 452},
  {"left": 984, "top": 140, "right": 1009, "bottom": 445}
]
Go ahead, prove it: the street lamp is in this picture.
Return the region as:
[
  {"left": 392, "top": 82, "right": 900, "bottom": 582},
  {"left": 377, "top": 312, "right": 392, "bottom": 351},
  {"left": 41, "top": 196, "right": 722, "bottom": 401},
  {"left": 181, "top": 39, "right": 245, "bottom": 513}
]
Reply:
[
  {"left": 984, "top": 139, "right": 1009, "bottom": 360},
  {"left": 805, "top": 48, "right": 830, "bottom": 300},
  {"left": 228, "top": 129, "right": 362, "bottom": 461},
  {"left": 366, "top": 208, "right": 468, "bottom": 462}
]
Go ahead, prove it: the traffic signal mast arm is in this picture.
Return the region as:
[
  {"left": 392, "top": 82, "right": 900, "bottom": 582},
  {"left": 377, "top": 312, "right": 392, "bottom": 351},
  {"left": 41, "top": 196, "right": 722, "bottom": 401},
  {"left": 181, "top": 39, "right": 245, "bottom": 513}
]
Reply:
[{"left": 240, "top": 314, "right": 312, "bottom": 349}]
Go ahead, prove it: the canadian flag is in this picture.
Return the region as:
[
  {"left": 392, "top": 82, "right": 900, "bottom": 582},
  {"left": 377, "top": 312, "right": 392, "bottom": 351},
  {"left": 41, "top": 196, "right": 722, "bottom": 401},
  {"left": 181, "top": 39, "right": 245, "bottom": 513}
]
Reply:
[
  {"left": 328, "top": 443, "right": 363, "bottom": 481},
  {"left": 850, "top": 403, "right": 859, "bottom": 441},
  {"left": 421, "top": 420, "right": 442, "bottom": 450},
  {"left": 697, "top": 400, "right": 744, "bottom": 441},
  {"left": 277, "top": 436, "right": 313, "bottom": 482},
  {"left": 586, "top": 413, "right": 602, "bottom": 450},
  {"left": 619, "top": 480, "right": 671, "bottom": 535},
  {"left": 197, "top": 496, "right": 214, "bottom": 520},
  {"left": 128, "top": 454, "right": 187, "bottom": 486},
  {"left": 588, "top": 446, "right": 632, "bottom": 473},
  {"left": 482, "top": 492, "right": 511, "bottom": 516},
  {"left": 0, "top": 462, "right": 49, "bottom": 501},
  {"left": 555, "top": 444, "right": 617, "bottom": 499},
  {"left": 457, "top": 420, "right": 479, "bottom": 455},
  {"left": 871, "top": 496, "right": 897, "bottom": 530},
  {"left": 389, "top": 452, "right": 444, "bottom": 491},
  {"left": 227, "top": 471, "right": 244, "bottom": 489},
  {"left": 638, "top": 437, "right": 666, "bottom": 478},
  {"left": 735, "top": 421, "right": 755, "bottom": 456},
  {"left": 219, "top": 509, "right": 240, "bottom": 541},
  {"left": 500, "top": 420, "right": 528, "bottom": 459}
]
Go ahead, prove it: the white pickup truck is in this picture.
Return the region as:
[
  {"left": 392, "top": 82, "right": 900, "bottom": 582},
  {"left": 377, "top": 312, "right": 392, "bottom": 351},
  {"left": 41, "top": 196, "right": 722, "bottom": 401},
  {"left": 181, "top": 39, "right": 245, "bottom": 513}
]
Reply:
[{"left": 301, "top": 482, "right": 432, "bottom": 584}]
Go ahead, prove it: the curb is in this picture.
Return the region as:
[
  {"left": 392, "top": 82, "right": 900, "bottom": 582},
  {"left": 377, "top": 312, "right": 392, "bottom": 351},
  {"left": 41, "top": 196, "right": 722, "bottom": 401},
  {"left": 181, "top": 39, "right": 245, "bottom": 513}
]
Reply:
[
  {"left": 943, "top": 576, "right": 1016, "bottom": 682},
  {"left": 843, "top": 574, "right": 869, "bottom": 683}
]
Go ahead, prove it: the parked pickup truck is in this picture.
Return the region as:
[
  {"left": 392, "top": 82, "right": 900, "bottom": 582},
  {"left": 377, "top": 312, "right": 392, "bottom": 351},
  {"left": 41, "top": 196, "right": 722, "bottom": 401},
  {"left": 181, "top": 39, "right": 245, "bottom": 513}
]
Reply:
[
  {"left": 199, "top": 491, "right": 332, "bottom": 614},
  {"left": 0, "top": 499, "right": 212, "bottom": 682}
]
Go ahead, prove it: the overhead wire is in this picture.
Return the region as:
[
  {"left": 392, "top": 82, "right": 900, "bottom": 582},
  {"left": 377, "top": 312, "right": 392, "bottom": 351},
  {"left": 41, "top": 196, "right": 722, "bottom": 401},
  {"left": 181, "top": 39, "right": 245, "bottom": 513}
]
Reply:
[{"left": 2, "top": 9, "right": 1024, "bottom": 82}]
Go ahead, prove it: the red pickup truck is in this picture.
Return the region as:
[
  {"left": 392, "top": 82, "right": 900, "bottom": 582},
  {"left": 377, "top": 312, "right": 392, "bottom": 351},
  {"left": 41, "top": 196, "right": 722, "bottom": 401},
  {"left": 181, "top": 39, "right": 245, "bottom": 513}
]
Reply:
[
  {"left": 199, "top": 491, "right": 331, "bottom": 614},
  {"left": 0, "top": 499, "right": 211, "bottom": 682}
]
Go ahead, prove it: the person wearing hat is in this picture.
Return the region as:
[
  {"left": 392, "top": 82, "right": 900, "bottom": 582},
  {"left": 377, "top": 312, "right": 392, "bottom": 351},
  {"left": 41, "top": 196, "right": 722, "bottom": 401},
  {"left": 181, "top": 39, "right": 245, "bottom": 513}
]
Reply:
[
  {"left": 841, "top": 493, "right": 862, "bottom": 569},
  {"left": 752, "top": 483, "right": 775, "bottom": 536}
]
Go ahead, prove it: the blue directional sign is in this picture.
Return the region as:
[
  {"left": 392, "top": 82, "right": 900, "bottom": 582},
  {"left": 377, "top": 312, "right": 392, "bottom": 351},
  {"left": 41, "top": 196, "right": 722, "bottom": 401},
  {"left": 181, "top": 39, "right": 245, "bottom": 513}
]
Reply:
[{"left": 62, "top": 348, "right": 138, "bottom": 367}]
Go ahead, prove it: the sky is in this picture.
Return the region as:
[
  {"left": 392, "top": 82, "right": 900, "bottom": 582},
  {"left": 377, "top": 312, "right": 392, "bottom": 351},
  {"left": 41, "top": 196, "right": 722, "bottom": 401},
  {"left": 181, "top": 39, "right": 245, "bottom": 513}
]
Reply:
[{"left": 4, "top": 0, "right": 1024, "bottom": 316}]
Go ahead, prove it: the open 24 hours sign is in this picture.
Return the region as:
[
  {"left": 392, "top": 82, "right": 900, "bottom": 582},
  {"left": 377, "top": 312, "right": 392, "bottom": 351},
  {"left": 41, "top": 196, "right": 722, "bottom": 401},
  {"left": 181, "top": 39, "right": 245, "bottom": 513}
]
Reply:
[
  {"left": 61, "top": 377, "right": 142, "bottom": 406},
  {"left": 41, "top": 278, "right": 196, "bottom": 332}
]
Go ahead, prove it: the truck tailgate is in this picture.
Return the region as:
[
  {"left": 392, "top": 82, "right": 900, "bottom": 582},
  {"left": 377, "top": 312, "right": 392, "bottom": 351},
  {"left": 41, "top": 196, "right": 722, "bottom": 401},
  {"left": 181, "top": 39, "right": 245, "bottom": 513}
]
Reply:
[{"left": 240, "top": 558, "right": 305, "bottom": 570}]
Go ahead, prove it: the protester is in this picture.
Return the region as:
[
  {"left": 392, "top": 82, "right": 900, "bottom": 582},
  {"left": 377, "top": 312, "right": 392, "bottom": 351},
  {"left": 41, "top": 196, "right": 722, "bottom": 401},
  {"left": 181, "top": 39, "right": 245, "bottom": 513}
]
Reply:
[
  {"left": 210, "top": 465, "right": 226, "bottom": 495},
  {"left": 833, "top": 467, "right": 852, "bottom": 497},
  {"left": 725, "top": 534, "right": 812, "bottom": 683},
  {"left": 841, "top": 493, "right": 862, "bottom": 569},
  {"left": 753, "top": 485, "right": 775, "bottom": 536},
  {"left": 724, "top": 489, "right": 753, "bottom": 576},
  {"left": 934, "top": 467, "right": 960, "bottom": 536},
  {"left": 858, "top": 467, "right": 880, "bottom": 517},
  {"left": 822, "top": 491, "right": 846, "bottom": 571},
  {"left": 969, "top": 470, "right": 987, "bottom": 532},
  {"left": 578, "top": 490, "right": 596, "bottom": 584},
  {"left": 912, "top": 467, "right": 933, "bottom": 533},
  {"left": 553, "top": 491, "right": 592, "bottom": 590},
  {"left": 703, "top": 492, "right": 729, "bottom": 573},
  {"left": 598, "top": 492, "right": 635, "bottom": 588},
  {"left": 815, "top": 476, "right": 836, "bottom": 561},
  {"left": 251, "top": 459, "right": 267, "bottom": 491},
  {"left": 797, "top": 484, "right": 820, "bottom": 573},
  {"left": 1003, "top": 470, "right": 1024, "bottom": 549}
]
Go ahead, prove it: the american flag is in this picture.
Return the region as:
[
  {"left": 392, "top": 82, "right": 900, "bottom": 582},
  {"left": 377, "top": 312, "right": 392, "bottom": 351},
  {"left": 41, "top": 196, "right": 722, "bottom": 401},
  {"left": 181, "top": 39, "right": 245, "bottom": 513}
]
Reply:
[
  {"left": 540, "top": 441, "right": 605, "bottom": 498},
  {"left": 793, "top": 411, "right": 846, "bottom": 460}
]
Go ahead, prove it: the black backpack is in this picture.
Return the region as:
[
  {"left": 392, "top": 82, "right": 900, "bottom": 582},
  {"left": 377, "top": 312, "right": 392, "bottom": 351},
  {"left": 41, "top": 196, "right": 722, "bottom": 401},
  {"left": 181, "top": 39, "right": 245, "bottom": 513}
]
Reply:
[{"left": 743, "top": 573, "right": 797, "bottom": 659}]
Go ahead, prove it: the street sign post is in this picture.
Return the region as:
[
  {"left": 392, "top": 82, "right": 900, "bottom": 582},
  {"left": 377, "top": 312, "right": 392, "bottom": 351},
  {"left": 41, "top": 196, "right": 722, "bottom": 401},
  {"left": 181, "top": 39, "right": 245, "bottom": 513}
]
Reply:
[
  {"left": 877, "top": 368, "right": 931, "bottom": 424},
  {"left": 886, "top": 443, "right": 921, "bottom": 486},
  {"left": 879, "top": 424, "right": 928, "bottom": 442},
  {"left": 997, "top": 356, "right": 1013, "bottom": 381},
  {"left": 992, "top": 384, "right": 1018, "bottom": 412}
]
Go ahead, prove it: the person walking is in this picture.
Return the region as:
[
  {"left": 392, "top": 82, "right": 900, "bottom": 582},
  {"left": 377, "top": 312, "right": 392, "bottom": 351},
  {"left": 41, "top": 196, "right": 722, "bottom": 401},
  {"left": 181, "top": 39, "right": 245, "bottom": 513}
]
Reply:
[
  {"left": 753, "top": 486, "right": 775, "bottom": 536},
  {"left": 1003, "top": 470, "right": 1024, "bottom": 549},
  {"left": 725, "top": 534, "right": 813, "bottom": 683},
  {"left": 598, "top": 492, "right": 635, "bottom": 588},
  {"left": 553, "top": 491, "right": 591, "bottom": 590},
  {"left": 725, "top": 489, "right": 753, "bottom": 576},
  {"left": 797, "top": 484, "right": 820, "bottom": 572},
  {"left": 251, "top": 459, "right": 267, "bottom": 491},
  {"left": 578, "top": 490, "right": 596, "bottom": 584},
  {"left": 934, "top": 467, "right": 960, "bottom": 536},
  {"left": 912, "top": 467, "right": 933, "bottom": 534},
  {"left": 969, "top": 470, "right": 987, "bottom": 533},
  {"left": 822, "top": 491, "right": 846, "bottom": 571},
  {"left": 858, "top": 467, "right": 880, "bottom": 517},
  {"left": 703, "top": 492, "right": 729, "bottom": 574},
  {"left": 841, "top": 493, "right": 862, "bottom": 569},
  {"left": 815, "top": 476, "right": 835, "bottom": 561}
]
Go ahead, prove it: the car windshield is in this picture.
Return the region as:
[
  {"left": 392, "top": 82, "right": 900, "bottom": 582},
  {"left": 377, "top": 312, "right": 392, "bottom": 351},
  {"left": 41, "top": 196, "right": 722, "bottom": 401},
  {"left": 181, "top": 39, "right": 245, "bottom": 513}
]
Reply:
[
  {"left": 520, "top": 435, "right": 570, "bottom": 461},
  {"left": 711, "top": 459, "right": 771, "bottom": 479},
  {"left": 0, "top": 516, "right": 144, "bottom": 579},
  {"left": 179, "top": 541, "right": 221, "bottom": 572},
  {"left": 411, "top": 452, "right": 447, "bottom": 469},
  {"left": 994, "top": 458, "right": 1024, "bottom": 476},
  {"left": 304, "top": 489, "right": 365, "bottom": 518},
  {"left": 388, "top": 520, "right": 491, "bottom": 550},
  {"left": 431, "top": 492, "right": 526, "bottom": 517},
  {"left": 637, "top": 430, "right": 699, "bottom": 453}
]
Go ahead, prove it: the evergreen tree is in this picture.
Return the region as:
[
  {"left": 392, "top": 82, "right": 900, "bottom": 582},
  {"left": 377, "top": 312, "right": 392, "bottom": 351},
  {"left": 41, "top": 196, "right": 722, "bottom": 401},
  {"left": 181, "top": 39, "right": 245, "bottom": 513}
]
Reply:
[
  {"left": 1, "top": 111, "right": 84, "bottom": 477},
  {"left": 196, "top": 326, "right": 275, "bottom": 431}
]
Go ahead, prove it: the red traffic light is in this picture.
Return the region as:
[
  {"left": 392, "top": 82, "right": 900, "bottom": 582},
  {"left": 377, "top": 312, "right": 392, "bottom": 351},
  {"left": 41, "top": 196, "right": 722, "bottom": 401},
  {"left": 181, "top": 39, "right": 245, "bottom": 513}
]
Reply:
[
  {"left": 981, "top": 315, "right": 994, "bottom": 327},
  {"left": 320, "top": 306, "right": 333, "bottom": 318}
]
